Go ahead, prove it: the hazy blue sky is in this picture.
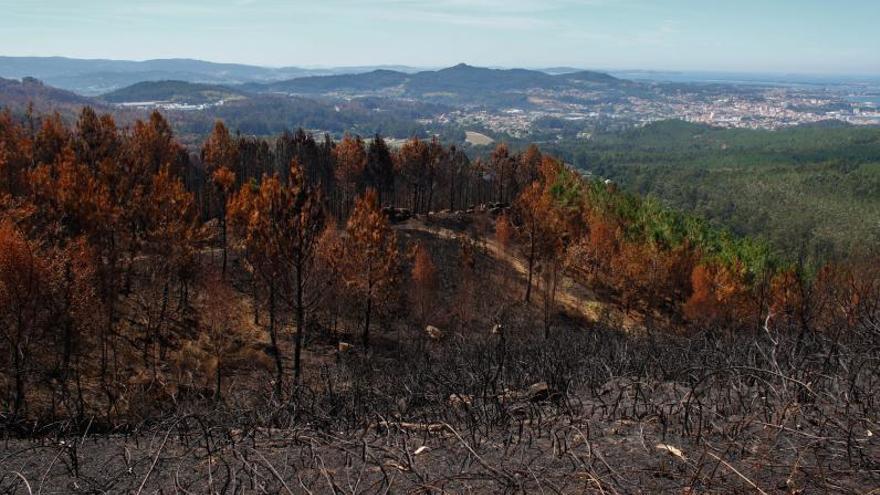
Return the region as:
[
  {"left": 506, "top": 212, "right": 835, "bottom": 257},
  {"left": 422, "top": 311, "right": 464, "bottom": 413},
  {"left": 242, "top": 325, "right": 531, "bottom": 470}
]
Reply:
[{"left": 1, "top": 0, "right": 878, "bottom": 74}]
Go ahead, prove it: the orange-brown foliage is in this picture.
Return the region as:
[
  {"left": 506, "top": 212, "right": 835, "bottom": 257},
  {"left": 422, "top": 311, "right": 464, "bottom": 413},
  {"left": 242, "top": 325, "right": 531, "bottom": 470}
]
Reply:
[
  {"left": 341, "top": 189, "right": 399, "bottom": 347},
  {"left": 334, "top": 133, "right": 367, "bottom": 184},
  {"left": 683, "top": 262, "right": 750, "bottom": 326}
]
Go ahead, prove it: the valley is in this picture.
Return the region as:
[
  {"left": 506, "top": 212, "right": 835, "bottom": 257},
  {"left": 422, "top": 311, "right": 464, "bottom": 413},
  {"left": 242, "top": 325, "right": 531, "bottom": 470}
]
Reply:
[{"left": 4, "top": 58, "right": 879, "bottom": 146}]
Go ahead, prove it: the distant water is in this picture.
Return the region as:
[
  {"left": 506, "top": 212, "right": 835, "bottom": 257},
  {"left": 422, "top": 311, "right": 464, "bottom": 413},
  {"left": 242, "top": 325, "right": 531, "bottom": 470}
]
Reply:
[
  {"left": 846, "top": 96, "right": 880, "bottom": 107},
  {"left": 612, "top": 71, "right": 880, "bottom": 88}
]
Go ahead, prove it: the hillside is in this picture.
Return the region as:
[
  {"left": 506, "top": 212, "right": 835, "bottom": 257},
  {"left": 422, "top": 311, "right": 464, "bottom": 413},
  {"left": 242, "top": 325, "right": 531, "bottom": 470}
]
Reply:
[
  {"left": 252, "top": 69, "right": 410, "bottom": 94},
  {"left": 0, "top": 109, "right": 878, "bottom": 493},
  {"left": 543, "top": 120, "right": 880, "bottom": 261},
  {"left": 0, "top": 76, "right": 104, "bottom": 116},
  {"left": 0, "top": 78, "right": 439, "bottom": 142},
  {"left": 559, "top": 69, "right": 621, "bottom": 83},
  {"left": 166, "top": 94, "right": 439, "bottom": 142},
  {"left": 408, "top": 64, "right": 563, "bottom": 92},
  {"left": 100, "top": 80, "right": 247, "bottom": 104},
  {"left": 7, "top": 209, "right": 877, "bottom": 493},
  {"left": 0, "top": 76, "right": 93, "bottom": 105}
]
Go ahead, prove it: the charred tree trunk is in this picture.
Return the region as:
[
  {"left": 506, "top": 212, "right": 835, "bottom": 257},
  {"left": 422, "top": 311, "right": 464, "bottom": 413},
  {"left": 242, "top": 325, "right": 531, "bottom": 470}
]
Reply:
[
  {"left": 220, "top": 204, "right": 228, "bottom": 279},
  {"left": 293, "top": 261, "right": 305, "bottom": 385},
  {"left": 214, "top": 359, "right": 222, "bottom": 402},
  {"left": 268, "top": 282, "right": 283, "bottom": 398},
  {"left": 12, "top": 340, "right": 25, "bottom": 419},
  {"left": 252, "top": 275, "right": 260, "bottom": 325},
  {"left": 363, "top": 288, "right": 373, "bottom": 350}
]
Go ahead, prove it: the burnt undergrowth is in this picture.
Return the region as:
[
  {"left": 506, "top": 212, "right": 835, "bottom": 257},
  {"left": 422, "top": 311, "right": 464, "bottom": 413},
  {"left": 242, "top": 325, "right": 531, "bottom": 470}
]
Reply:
[{"left": 2, "top": 320, "right": 877, "bottom": 493}]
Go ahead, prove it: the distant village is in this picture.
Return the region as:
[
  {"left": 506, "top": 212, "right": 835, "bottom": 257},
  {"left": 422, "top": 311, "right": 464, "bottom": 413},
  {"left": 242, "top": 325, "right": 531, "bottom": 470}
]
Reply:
[{"left": 431, "top": 84, "right": 880, "bottom": 138}]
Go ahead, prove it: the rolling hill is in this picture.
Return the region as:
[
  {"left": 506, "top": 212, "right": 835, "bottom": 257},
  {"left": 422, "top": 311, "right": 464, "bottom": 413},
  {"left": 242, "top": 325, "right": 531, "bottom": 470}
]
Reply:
[
  {"left": 0, "top": 78, "right": 435, "bottom": 142},
  {"left": 252, "top": 69, "right": 410, "bottom": 94},
  {"left": 99, "top": 80, "right": 247, "bottom": 105},
  {"left": 0, "top": 76, "right": 103, "bottom": 115}
]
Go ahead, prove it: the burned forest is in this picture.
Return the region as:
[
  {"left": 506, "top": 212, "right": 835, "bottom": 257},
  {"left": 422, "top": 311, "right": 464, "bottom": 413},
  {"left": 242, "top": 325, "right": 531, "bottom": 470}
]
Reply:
[{"left": 0, "top": 108, "right": 878, "bottom": 493}]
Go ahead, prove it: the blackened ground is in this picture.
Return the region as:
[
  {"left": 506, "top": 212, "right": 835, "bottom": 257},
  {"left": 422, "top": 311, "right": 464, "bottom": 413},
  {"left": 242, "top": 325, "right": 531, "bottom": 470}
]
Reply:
[{"left": 2, "top": 325, "right": 878, "bottom": 494}]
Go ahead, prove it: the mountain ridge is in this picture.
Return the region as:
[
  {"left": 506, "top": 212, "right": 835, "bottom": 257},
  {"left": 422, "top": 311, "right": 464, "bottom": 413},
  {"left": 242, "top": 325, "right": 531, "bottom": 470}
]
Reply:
[
  {"left": 0, "top": 56, "right": 425, "bottom": 95},
  {"left": 250, "top": 63, "right": 622, "bottom": 96},
  {"left": 0, "top": 57, "right": 621, "bottom": 97}
]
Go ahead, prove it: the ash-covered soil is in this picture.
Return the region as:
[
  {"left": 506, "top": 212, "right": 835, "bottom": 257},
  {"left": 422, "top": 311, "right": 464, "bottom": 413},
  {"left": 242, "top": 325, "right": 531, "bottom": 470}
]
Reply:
[{"left": 3, "top": 327, "right": 878, "bottom": 494}]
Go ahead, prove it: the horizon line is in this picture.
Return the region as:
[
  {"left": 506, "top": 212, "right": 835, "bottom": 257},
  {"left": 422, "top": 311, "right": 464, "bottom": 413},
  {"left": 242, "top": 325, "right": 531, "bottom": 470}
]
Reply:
[{"left": 2, "top": 54, "right": 879, "bottom": 79}]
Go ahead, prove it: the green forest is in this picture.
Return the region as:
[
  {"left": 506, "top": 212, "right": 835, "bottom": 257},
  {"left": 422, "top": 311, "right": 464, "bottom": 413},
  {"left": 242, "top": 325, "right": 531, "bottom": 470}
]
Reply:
[{"left": 542, "top": 120, "right": 880, "bottom": 262}]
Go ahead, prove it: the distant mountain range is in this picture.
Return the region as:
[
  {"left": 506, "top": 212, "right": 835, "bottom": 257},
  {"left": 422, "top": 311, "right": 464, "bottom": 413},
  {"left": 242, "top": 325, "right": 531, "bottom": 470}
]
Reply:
[
  {"left": 0, "top": 57, "right": 437, "bottom": 95},
  {"left": 0, "top": 59, "right": 624, "bottom": 110},
  {"left": 0, "top": 60, "right": 629, "bottom": 143},
  {"left": 88, "top": 64, "right": 622, "bottom": 109},
  {"left": 3, "top": 56, "right": 874, "bottom": 100},
  {"left": 0, "top": 58, "right": 627, "bottom": 143},
  {"left": 0, "top": 57, "right": 619, "bottom": 97}
]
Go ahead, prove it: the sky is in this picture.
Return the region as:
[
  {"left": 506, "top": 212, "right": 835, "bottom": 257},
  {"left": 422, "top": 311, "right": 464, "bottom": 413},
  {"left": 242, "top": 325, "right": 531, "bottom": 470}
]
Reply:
[{"left": 1, "top": 0, "right": 878, "bottom": 75}]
